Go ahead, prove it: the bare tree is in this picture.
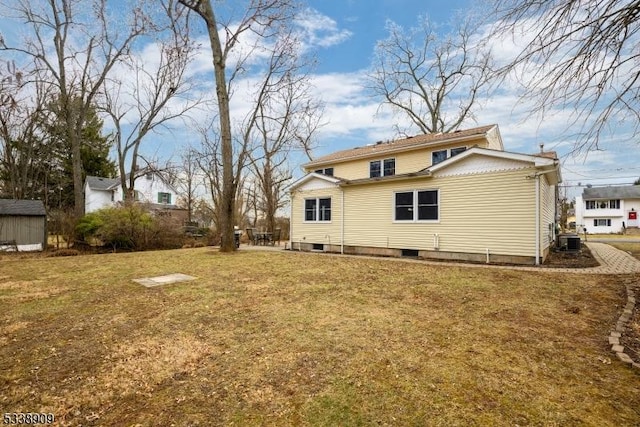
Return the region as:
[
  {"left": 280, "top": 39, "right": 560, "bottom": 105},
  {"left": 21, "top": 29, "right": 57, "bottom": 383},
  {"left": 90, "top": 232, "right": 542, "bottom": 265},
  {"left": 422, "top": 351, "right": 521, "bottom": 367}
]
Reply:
[
  {"left": 0, "top": 61, "right": 43, "bottom": 200},
  {"left": 177, "top": 0, "right": 295, "bottom": 251},
  {"left": 486, "top": 0, "right": 640, "bottom": 152},
  {"left": 102, "top": 1, "right": 203, "bottom": 201},
  {"left": 193, "top": 122, "right": 250, "bottom": 236},
  {"left": 175, "top": 148, "right": 202, "bottom": 224},
  {"left": 0, "top": 0, "right": 149, "bottom": 216},
  {"left": 231, "top": 25, "right": 320, "bottom": 233},
  {"left": 368, "top": 15, "right": 493, "bottom": 135}
]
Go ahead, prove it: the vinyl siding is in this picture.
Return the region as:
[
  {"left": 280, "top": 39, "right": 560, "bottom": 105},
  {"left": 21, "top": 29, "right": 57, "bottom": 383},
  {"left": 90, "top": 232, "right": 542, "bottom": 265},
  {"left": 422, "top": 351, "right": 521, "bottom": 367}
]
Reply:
[
  {"left": 540, "top": 175, "right": 556, "bottom": 250},
  {"left": 342, "top": 168, "right": 538, "bottom": 257},
  {"left": 290, "top": 186, "right": 343, "bottom": 246},
  {"left": 309, "top": 138, "right": 491, "bottom": 180}
]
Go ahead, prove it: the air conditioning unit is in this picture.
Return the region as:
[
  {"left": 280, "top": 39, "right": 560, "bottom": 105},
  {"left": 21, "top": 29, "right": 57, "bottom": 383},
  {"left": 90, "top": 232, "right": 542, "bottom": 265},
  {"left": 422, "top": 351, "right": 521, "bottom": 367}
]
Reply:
[{"left": 558, "top": 233, "right": 580, "bottom": 252}]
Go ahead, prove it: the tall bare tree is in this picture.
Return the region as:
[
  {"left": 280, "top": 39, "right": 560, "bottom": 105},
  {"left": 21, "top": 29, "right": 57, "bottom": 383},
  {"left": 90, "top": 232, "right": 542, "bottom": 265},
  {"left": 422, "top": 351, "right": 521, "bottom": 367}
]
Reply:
[
  {"left": 0, "top": 66, "right": 48, "bottom": 200},
  {"left": 368, "top": 15, "right": 493, "bottom": 135},
  {"left": 244, "top": 31, "right": 322, "bottom": 232},
  {"left": 0, "top": 0, "right": 149, "bottom": 216},
  {"left": 486, "top": 0, "right": 640, "bottom": 152},
  {"left": 177, "top": 0, "right": 295, "bottom": 251},
  {"left": 102, "top": 0, "right": 202, "bottom": 201}
]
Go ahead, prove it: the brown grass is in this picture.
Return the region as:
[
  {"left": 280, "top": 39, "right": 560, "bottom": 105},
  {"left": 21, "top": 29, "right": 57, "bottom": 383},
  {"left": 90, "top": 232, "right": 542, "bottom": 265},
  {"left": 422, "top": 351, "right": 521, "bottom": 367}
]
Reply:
[
  {"left": 607, "top": 242, "right": 640, "bottom": 261},
  {"left": 0, "top": 248, "right": 639, "bottom": 426}
]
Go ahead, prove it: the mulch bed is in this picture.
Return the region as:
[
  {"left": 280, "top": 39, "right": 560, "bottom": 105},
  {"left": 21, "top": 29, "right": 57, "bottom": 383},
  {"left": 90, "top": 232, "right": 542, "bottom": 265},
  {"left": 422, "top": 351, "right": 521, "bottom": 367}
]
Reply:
[{"left": 542, "top": 244, "right": 600, "bottom": 268}]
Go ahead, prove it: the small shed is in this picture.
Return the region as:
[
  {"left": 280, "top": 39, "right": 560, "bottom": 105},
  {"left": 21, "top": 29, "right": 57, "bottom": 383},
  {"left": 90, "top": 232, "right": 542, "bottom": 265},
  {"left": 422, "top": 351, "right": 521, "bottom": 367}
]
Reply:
[{"left": 0, "top": 199, "right": 47, "bottom": 251}]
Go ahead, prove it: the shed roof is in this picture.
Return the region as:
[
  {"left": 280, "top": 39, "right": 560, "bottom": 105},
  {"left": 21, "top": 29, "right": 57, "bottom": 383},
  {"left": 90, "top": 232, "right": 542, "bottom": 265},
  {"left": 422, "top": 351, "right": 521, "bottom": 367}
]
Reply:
[
  {"left": 0, "top": 199, "right": 46, "bottom": 216},
  {"left": 583, "top": 185, "right": 640, "bottom": 200}
]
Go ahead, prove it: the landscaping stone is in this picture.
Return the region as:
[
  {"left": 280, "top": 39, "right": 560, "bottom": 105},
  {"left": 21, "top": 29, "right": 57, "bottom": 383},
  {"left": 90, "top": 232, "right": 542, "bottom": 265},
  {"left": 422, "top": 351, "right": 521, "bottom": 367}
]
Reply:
[
  {"left": 608, "top": 336, "right": 620, "bottom": 345},
  {"left": 611, "top": 344, "right": 624, "bottom": 353},
  {"left": 616, "top": 352, "right": 633, "bottom": 364},
  {"left": 610, "top": 331, "right": 622, "bottom": 338}
]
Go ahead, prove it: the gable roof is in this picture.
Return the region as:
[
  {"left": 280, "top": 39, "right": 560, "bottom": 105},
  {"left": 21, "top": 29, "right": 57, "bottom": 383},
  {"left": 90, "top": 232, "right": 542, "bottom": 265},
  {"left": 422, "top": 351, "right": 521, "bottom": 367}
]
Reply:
[
  {"left": 0, "top": 199, "right": 46, "bottom": 216},
  {"left": 583, "top": 185, "right": 640, "bottom": 200},
  {"left": 86, "top": 176, "right": 119, "bottom": 191},
  {"left": 289, "top": 172, "right": 342, "bottom": 191},
  {"left": 85, "top": 170, "right": 179, "bottom": 194},
  {"left": 338, "top": 147, "right": 561, "bottom": 186},
  {"left": 303, "top": 124, "right": 499, "bottom": 168}
]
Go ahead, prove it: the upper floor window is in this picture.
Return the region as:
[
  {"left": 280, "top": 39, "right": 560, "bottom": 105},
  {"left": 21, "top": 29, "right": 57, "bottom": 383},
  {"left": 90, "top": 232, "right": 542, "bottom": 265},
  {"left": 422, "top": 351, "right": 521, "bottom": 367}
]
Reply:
[
  {"left": 370, "top": 158, "right": 395, "bottom": 178},
  {"left": 314, "top": 167, "right": 334, "bottom": 176},
  {"left": 158, "top": 192, "right": 172, "bottom": 204},
  {"left": 305, "top": 197, "right": 331, "bottom": 222},
  {"left": 586, "top": 199, "right": 620, "bottom": 209},
  {"left": 432, "top": 146, "right": 467, "bottom": 165}
]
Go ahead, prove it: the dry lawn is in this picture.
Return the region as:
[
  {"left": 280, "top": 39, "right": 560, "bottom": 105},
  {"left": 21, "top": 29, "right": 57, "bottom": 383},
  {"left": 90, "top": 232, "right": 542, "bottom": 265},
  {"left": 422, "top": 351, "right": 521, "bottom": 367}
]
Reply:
[
  {"left": 0, "top": 248, "right": 639, "bottom": 426},
  {"left": 607, "top": 242, "right": 640, "bottom": 261}
]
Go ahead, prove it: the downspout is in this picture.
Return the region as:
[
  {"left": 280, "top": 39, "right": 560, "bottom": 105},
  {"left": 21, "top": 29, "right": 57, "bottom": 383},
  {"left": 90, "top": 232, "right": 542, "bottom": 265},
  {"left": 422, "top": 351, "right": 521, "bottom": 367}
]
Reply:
[
  {"left": 289, "top": 190, "right": 293, "bottom": 250},
  {"left": 340, "top": 186, "right": 345, "bottom": 254},
  {"left": 535, "top": 174, "right": 540, "bottom": 265}
]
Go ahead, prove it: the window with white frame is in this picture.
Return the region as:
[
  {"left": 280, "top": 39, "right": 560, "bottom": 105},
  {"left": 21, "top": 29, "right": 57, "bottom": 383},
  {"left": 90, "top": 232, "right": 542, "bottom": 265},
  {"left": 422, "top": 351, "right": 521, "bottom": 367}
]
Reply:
[
  {"left": 370, "top": 158, "right": 395, "bottom": 178},
  {"left": 394, "top": 190, "right": 439, "bottom": 221},
  {"left": 450, "top": 146, "right": 467, "bottom": 157},
  {"left": 432, "top": 147, "right": 467, "bottom": 165},
  {"left": 314, "top": 167, "right": 334, "bottom": 176},
  {"left": 594, "top": 219, "right": 611, "bottom": 227},
  {"left": 587, "top": 199, "right": 621, "bottom": 209},
  {"left": 305, "top": 197, "right": 331, "bottom": 222}
]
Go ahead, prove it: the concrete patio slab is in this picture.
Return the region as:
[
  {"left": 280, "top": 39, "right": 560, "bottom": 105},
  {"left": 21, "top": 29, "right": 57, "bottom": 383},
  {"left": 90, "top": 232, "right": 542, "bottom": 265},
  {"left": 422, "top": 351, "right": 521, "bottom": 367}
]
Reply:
[{"left": 133, "top": 273, "right": 197, "bottom": 288}]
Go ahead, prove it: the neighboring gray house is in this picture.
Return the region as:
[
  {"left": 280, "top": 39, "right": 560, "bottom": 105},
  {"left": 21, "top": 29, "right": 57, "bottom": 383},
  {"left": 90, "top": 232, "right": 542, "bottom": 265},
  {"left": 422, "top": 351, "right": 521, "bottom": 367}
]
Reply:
[
  {"left": 575, "top": 185, "right": 640, "bottom": 233},
  {"left": 0, "top": 199, "right": 47, "bottom": 251}
]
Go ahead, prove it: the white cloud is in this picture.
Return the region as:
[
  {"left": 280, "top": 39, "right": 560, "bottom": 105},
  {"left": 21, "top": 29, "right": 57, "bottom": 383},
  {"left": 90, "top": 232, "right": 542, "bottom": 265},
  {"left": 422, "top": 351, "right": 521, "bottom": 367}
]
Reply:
[{"left": 296, "top": 8, "right": 353, "bottom": 49}]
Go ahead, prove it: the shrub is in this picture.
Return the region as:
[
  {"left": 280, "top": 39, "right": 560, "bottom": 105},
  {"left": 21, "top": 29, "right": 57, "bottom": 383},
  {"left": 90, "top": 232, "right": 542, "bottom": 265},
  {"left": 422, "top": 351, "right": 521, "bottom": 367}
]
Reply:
[{"left": 76, "top": 205, "right": 186, "bottom": 252}]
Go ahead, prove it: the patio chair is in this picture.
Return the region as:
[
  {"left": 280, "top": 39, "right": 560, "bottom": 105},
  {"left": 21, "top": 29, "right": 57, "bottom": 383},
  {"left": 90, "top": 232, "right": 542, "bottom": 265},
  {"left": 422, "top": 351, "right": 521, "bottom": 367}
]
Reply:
[
  {"left": 269, "top": 228, "right": 281, "bottom": 246},
  {"left": 246, "top": 228, "right": 258, "bottom": 245}
]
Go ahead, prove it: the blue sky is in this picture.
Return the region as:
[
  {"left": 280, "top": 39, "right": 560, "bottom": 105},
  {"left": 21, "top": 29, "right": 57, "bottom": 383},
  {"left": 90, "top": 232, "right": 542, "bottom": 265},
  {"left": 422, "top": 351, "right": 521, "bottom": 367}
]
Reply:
[
  {"left": 1, "top": 0, "right": 638, "bottom": 200},
  {"left": 290, "top": 0, "right": 640, "bottom": 199}
]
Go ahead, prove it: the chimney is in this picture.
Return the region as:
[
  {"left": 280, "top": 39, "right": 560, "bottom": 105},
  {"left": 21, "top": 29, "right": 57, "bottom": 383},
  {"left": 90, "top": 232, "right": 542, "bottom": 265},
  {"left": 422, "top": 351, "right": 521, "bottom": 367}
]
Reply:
[{"left": 539, "top": 143, "right": 544, "bottom": 153}]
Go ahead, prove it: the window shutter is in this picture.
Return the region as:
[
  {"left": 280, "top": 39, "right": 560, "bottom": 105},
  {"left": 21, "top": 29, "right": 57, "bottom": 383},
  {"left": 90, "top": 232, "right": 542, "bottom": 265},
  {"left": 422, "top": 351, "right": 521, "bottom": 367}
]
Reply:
[
  {"left": 168, "top": 193, "right": 172, "bottom": 204},
  {"left": 158, "top": 193, "right": 162, "bottom": 203}
]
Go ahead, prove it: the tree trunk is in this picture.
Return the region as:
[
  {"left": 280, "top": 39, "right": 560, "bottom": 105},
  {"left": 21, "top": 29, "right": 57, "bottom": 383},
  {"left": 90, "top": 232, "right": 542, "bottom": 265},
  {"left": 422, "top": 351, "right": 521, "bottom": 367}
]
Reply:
[{"left": 199, "top": 0, "right": 236, "bottom": 251}]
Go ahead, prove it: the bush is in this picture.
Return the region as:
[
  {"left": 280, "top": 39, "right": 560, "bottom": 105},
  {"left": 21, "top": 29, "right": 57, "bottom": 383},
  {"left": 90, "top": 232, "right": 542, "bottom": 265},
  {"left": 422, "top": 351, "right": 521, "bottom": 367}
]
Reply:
[{"left": 76, "top": 205, "right": 186, "bottom": 252}]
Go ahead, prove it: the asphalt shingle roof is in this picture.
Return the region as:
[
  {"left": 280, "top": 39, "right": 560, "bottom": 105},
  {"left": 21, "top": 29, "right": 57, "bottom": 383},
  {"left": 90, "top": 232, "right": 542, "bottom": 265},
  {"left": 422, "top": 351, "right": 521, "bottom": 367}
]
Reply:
[
  {"left": 86, "top": 176, "right": 119, "bottom": 191},
  {"left": 0, "top": 199, "right": 46, "bottom": 216},
  {"left": 303, "top": 124, "right": 498, "bottom": 167},
  {"left": 583, "top": 185, "right": 640, "bottom": 199}
]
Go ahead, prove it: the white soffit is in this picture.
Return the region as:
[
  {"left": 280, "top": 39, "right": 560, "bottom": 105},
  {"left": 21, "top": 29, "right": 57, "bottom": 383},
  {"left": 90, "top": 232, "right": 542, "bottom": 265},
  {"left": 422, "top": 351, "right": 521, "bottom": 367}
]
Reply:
[{"left": 432, "top": 155, "right": 531, "bottom": 178}]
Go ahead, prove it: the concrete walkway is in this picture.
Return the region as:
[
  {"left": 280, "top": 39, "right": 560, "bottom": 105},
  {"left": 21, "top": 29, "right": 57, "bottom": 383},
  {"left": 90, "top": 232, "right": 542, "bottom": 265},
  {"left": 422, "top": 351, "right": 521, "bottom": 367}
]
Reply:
[{"left": 240, "top": 242, "right": 640, "bottom": 275}]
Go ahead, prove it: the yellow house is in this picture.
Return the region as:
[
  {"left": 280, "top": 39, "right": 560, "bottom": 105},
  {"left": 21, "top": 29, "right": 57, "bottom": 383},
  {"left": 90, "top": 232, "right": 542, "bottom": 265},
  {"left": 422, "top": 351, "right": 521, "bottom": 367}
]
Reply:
[{"left": 289, "top": 124, "right": 562, "bottom": 265}]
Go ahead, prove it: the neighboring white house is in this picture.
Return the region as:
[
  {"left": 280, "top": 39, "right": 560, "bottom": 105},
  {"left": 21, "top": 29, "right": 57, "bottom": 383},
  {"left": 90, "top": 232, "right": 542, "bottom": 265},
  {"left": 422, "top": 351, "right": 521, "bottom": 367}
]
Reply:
[
  {"left": 84, "top": 170, "right": 180, "bottom": 214},
  {"left": 575, "top": 185, "right": 640, "bottom": 234}
]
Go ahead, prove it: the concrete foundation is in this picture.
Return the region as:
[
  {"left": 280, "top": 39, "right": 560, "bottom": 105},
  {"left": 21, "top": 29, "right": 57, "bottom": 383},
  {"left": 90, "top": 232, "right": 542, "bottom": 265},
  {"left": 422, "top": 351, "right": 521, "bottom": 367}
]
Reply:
[{"left": 289, "top": 241, "right": 544, "bottom": 265}]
